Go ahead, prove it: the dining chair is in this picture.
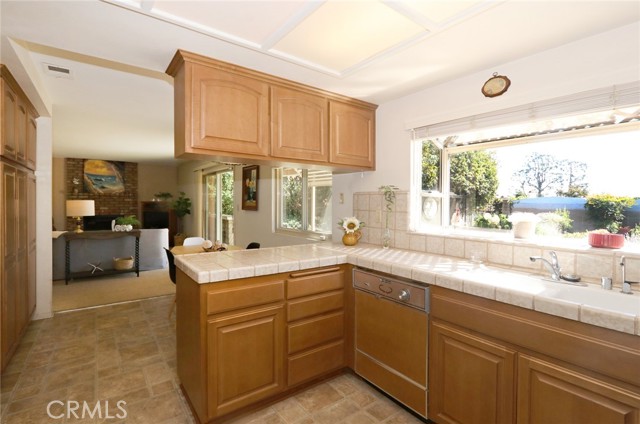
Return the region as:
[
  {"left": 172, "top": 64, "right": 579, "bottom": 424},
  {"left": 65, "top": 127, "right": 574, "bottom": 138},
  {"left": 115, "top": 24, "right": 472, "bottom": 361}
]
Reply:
[
  {"left": 182, "top": 236, "right": 205, "bottom": 246},
  {"left": 164, "top": 248, "right": 177, "bottom": 319}
]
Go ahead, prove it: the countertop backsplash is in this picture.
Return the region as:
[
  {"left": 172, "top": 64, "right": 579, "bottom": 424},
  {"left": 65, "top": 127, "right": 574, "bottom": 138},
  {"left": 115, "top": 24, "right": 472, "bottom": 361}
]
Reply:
[{"left": 353, "top": 191, "right": 640, "bottom": 294}]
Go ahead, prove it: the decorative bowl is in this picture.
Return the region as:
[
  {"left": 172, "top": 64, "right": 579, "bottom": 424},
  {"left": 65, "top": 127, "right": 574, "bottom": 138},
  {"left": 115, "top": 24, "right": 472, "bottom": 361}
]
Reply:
[{"left": 587, "top": 232, "right": 625, "bottom": 249}]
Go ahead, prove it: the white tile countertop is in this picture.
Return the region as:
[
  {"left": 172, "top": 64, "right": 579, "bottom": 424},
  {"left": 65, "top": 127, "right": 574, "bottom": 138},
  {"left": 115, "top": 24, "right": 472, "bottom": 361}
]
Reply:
[{"left": 174, "top": 243, "right": 640, "bottom": 336}]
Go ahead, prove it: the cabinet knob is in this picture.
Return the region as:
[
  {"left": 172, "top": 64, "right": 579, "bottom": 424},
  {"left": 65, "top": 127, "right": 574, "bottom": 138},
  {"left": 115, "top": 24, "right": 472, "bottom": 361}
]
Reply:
[{"left": 398, "top": 289, "right": 411, "bottom": 302}]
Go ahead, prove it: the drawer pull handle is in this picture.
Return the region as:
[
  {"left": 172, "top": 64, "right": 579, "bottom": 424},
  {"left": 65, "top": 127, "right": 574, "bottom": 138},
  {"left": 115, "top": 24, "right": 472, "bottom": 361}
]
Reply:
[{"left": 289, "top": 266, "right": 341, "bottom": 279}]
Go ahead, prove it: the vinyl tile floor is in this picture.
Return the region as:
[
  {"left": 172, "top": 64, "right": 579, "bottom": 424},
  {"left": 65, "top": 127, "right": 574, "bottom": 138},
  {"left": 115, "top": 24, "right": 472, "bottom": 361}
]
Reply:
[{"left": 0, "top": 295, "right": 426, "bottom": 424}]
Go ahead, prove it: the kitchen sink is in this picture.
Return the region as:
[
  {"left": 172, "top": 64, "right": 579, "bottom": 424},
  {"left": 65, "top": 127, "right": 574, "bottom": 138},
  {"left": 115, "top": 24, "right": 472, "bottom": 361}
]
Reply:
[{"left": 540, "top": 284, "right": 640, "bottom": 315}]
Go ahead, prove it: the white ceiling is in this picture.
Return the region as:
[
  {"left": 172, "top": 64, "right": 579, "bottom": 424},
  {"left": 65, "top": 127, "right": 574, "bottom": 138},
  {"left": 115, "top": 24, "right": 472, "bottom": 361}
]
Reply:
[{"left": 1, "top": 0, "right": 638, "bottom": 165}]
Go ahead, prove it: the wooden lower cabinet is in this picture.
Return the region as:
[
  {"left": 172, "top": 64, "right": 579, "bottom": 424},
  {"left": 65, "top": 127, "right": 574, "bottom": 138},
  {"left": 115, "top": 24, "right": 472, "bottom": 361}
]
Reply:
[
  {"left": 207, "top": 304, "right": 285, "bottom": 418},
  {"left": 429, "top": 321, "right": 516, "bottom": 424},
  {"left": 1, "top": 162, "right": 35, "bottom": 371},
  {"left": 429, "top": 286, "right": 640, "bottom": 424},
  {"left": 177, "top": 265, "right": 350, "bottom": 424},
  {"left": 517, "top": 355, "right": 640, "bottom": 424},
  {"left": 286, "top": 267, "right": 346, "bottom": 387}
]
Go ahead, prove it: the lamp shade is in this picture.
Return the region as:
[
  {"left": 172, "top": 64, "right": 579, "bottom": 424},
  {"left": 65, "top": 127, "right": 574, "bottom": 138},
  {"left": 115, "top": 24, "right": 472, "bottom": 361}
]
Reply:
[{"left": 66, "top": 200, "right": 95, "bottom": 217}]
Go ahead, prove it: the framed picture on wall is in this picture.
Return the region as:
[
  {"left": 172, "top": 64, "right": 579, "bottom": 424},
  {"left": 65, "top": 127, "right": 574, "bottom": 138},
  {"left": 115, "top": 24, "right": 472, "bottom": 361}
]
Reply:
[
  {"left": 242, "top": 165, "right": 259, "bottom": 211},
  {"left": 83, "top": 159, "right": 125, "bottom": 194}
]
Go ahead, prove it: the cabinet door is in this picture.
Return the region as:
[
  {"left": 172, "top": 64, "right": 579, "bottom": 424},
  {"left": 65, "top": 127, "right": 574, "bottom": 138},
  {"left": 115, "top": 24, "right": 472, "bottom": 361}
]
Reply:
[
  {"left": 191, "top": 66, "right": 269, "bottom": 157},
  {"left": 27, "top": 173, "right": 36, "bottom": 315},
  {"left": 14, "top": 169, "right": 28, "bottom": 335},
  {"left": 1, "top": 163, "right": 17, "bottom": 368},
  {"left": 26, "top": 107, "right": 37, "bottom": 170},
  {"left": 207, "top": 304, "right": 285, "bottom": 419},
  {"left": 271, "top": 86, "right": 328, "bottom": 162},
  {"left": 1, "top": 80, "right": 17, "bottom": 160},
  {"left": 430, "top": 320, "right": 516, "bottom": 424},
  {"left": 517, "top": 354, "right": 640, "bottom": 424},
  {"left": 329, "top": 101, "right": 375, "bottom": 169},
  {"left": 15, "top": 97, "right": 27, "bottom": 165}
]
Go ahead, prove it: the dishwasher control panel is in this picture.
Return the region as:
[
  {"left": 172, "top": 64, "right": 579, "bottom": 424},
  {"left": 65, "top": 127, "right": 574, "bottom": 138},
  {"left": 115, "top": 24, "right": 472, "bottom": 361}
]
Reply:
[{"left": 353, "top": 268, "right": 429, "bottom": 312}]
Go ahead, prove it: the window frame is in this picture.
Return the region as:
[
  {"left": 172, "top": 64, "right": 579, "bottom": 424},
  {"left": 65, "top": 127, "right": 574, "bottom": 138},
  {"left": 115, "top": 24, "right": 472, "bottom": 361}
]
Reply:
[
  {"left": 274, "top": 168, "right": 332, "bottom": 240},
  {"left": 411, "top": 119, "right": 640, "bottom": 238}
]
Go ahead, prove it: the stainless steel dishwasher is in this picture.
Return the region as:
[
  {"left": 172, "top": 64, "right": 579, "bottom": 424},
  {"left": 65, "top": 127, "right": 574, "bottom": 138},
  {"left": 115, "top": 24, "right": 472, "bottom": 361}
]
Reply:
[{"left": 353, "top": 268, "right": 430, "bottom": 419}]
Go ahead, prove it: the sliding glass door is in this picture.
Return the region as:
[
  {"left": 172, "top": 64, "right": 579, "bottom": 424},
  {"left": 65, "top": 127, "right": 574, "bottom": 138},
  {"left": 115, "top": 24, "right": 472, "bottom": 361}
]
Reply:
[{"left": 203, "top": 169, "right": 234, "bottom": 245}]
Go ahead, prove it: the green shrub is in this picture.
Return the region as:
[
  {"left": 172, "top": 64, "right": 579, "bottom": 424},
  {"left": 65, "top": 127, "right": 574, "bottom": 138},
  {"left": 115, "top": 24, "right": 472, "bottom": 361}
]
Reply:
[{"left": 585, "top": 194, "right": 635, "bottom": 233}]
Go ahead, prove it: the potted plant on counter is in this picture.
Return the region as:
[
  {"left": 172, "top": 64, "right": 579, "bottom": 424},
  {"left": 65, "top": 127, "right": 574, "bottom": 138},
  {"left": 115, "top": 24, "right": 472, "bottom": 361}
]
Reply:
[
  {"left": 114, "top": 215, "right": 141, "bottom": 231},
  {"left": 173, "top": 191, "right": 192, "bottom": 246}
]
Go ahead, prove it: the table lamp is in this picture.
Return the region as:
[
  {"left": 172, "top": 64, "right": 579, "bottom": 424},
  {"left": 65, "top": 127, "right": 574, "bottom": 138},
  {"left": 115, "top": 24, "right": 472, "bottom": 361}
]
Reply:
[{"left": 66, "top": 200, "right": 95, "bottom": 233}]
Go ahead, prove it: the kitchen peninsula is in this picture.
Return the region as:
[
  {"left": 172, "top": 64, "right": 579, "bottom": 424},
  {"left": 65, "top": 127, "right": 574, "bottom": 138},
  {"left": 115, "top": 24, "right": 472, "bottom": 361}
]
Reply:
[{"left": 174, "top": 244, "right": 640, "bottom": 424}]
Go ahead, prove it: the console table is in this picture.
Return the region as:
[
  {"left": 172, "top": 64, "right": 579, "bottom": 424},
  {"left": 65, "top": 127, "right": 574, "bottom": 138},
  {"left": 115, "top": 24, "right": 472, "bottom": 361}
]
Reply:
[{"left": 63, "top": 230, "right": 140, "bottom": 284}]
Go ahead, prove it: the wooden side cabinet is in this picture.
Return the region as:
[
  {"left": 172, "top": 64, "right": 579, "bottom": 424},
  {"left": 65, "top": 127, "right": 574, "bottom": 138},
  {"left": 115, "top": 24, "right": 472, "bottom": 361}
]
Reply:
[
  {"left": 176, "top": 264, "right": 351, "bottom": 423},
  {"left": 429, "top": 320, "right": 516, "bottom": 424},
  {"left": 517, "top": 354, "right": 640, "bottom": 424},
  {"left": 141, "top": 201, "right": 177, "bottom": 246},
  {"left": 207, "top": 304, "right": 285, "bottom": 418},
  {"left": 429, "top": 286, "right": 640, "bottom": 424}
]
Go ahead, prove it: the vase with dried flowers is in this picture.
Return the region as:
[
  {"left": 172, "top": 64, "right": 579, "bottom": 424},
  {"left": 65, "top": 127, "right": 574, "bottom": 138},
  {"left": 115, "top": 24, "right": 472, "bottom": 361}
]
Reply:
[
  {"left": 338, "top": 217, "right": 364, "bottom": 246},
  {"left": 379, "top": 185, "right": 398, "bottom": 249}
]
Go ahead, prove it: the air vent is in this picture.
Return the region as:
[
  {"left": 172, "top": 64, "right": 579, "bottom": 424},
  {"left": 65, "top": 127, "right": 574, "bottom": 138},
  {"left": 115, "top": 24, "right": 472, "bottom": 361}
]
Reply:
[{"left": 43, "top": 63, "right": 73, "bottom": 79}]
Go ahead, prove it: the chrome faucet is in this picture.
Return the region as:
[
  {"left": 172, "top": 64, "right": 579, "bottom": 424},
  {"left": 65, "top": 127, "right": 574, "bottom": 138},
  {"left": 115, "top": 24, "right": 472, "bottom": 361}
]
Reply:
[
  {"left": 530, "top": 251, "right": 562, "bottom": 281},
  {"left": 620, "top": 256, "right": 638, "bottom": 295}
]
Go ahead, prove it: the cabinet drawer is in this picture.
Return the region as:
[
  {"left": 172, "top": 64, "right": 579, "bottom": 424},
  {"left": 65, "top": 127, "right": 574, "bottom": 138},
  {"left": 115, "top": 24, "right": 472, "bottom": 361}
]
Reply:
[
  {"left": 287, "top": 290, "right": 343, "bottom": 322},
  {"left": 288, "top": 340, "right": 345, "bottom": 387},
  {"left": 288, "top": 311, "right": 344, "bottom": 354},
  {"left": 207, "top": 280, "right": 284, "bottom": 315},
  {"left": 287, "top": 269, "right": 344, "bottom": 299}
]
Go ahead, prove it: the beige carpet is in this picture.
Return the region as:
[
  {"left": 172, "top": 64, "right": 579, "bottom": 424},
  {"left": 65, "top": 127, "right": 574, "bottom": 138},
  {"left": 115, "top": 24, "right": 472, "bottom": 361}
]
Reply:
[{"left": 52, "top": 268, "right": 175, "bottom": 312}]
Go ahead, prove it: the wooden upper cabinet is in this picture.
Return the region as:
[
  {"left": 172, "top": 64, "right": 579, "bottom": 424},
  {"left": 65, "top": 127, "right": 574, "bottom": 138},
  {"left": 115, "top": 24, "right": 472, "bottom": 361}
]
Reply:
[
  {"left": 271, "top": 86, "right": 328, "bottom": 162},
  {"left": 191, "top": 65, "right": 269, "bottom": 157},
  {"left": 1, "top": 78, "right": 17, "bottom": 161},
  {"left": 26, "top": 107, "right": 37, "bottom": 170},
  {"left": 1, "top": 66, "right": 38, "bottom": 169},
  {"left": 15, "top": 97, "right": 27, "bottom": 164},
  {"left": 329, "top": 101, "right": 375, "bottom": 169},
  {"left": 167, "top": 50, "right": 377, "bottom": 171}
]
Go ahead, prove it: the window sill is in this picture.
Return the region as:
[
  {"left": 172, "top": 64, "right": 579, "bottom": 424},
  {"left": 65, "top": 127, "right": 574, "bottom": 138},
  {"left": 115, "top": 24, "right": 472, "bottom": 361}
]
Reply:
[
  {"left": 274, "top": 228, "right": 331, "bottom": 242},
  {"left": 414, "top": 225, "right": 640, "bottom": 255}
]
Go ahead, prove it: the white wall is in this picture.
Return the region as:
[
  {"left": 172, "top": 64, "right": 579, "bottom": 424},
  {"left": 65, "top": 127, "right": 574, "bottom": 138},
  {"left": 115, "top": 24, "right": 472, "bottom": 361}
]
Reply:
[
  {"left": 138, "top": 163, "right": 178, "bottom": 203},
  {"left": 34, "top": 117, "right": 53, "bottom": 320},
  {"left": 332, "top": 22, "right": 640, "bottom": 240},
  {"left": 177, "top": 160, "right": 322, "bottom": 248}
]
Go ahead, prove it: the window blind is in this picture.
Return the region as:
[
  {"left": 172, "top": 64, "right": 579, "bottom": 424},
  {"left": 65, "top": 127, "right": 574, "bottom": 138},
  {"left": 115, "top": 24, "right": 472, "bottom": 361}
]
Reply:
[{"left": 411, "top": 81, "right": 640, "bottom": 144}]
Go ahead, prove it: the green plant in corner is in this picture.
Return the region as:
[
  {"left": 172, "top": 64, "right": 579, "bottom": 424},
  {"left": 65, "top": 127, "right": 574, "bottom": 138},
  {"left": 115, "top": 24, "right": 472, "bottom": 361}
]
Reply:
[{"left": 172, "top": 191, "right": 192, "bottom": 235}]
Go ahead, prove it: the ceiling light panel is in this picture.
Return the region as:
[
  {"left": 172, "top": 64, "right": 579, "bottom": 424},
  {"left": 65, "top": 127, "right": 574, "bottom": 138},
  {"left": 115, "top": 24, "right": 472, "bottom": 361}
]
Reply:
[
  {"left": 150, "top": 1, "right": 305, "bottom": 46},
  {"left": 407, "top": 0, "right": 485, "bottom": 24},
  {"left": 272, "top": 0, "right": 425, "bottom": 72}
]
